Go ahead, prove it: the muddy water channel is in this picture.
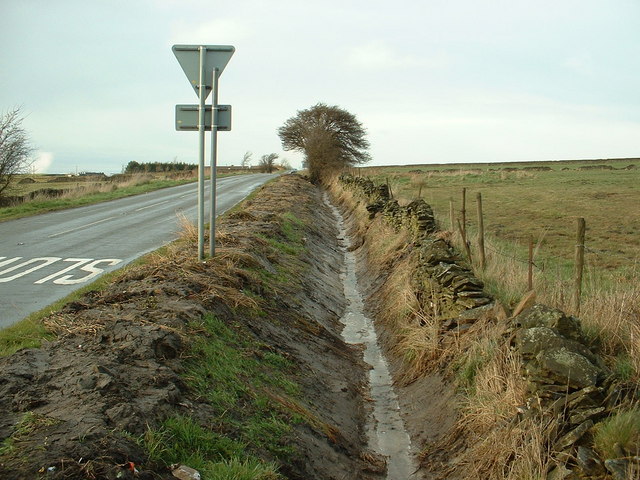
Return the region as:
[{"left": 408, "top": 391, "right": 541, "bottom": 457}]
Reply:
[{"left": 326, "top": 196, "right": 416, "bottom": 479}]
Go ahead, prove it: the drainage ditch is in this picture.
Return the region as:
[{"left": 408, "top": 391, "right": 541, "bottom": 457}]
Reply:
[{"left": 326, "top": 195, "right": 417, "bottom": 479}]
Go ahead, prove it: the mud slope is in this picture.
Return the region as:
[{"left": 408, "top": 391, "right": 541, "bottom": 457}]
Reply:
[{"left": 0, "top": 175, "right": 378, "bottom": 480}]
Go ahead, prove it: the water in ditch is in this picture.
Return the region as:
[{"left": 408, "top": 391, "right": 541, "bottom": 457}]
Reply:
[{"left": 326, "top": 195, "right": 416, "bottom": 479}]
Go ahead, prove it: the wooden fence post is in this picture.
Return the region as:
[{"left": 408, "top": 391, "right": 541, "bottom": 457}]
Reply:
[
  {"left": 528, "top": 235, "right": 534, "bottom": 290},
  {"left": 457, "top": 219, "right": 473, "bottom": 263},
  {"left": 461, "top": 188, "right": 467, "bottom": 238},
  {"left": 574, "top": 218, "right": 586, "bottom": 315},
  {"left": 449, "top": 198, "right": 455, "bottom": 232},
  {"left": 476, "top": 192, "right": 486, "bottom": 269}
]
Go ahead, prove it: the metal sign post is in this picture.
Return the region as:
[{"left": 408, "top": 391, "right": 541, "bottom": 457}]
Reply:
[
  {"left": 197, "top": 46, "right": 206, "bottom": 260},
  {"left": 209, "top": 67, "right": 219, "bottom": 258},
  {"left": 172, "top": 44, "right": 234, "bottom": 261}
]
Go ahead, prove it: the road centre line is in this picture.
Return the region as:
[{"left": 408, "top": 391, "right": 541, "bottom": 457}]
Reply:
[
  {"left": 134, "top": 200, "right": 170, "bottom": 212},
  {"left": 48, "top": 216, "right": 118, "bottom": 238}
]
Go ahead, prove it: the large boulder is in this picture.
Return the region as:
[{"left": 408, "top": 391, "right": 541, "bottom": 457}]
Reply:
[{"left": 513, "top": 304, "right": 583, "bottom": 342}]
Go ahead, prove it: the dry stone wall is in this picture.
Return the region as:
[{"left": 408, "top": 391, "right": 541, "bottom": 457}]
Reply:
[{"left": 339, "top": 173, "right": 637, "bottom": 479}]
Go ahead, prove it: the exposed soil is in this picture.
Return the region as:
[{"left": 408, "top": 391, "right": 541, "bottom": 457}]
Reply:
[{"left": 0, "top": 175, "right": 393, "bottom": 479}]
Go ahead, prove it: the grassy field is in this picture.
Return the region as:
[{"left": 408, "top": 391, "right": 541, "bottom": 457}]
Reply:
[
  {"left": 347, "top": 157, "right": 640, "bottom": 382},
  {"left": 356, "top": 158, "right": 639, "bottom": 275}
]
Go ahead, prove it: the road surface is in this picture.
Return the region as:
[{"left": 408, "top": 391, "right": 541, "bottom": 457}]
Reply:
[{"left": 0, "top": 173, "right": 274, "bottom": 328}]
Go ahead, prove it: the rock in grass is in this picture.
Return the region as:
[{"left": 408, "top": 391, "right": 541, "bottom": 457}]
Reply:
[
  {"left": 536, "top": 348, "right": 603, "bottom": 389},
  {"left": 554, "top": 420, "right": 593, "bottom": 450},
  {"left": 171, "top": 465, "right": 201, "bottom": 480},
  {"left": 576, "top": 446, "right": 605, "bottom": 476},
  {"left": 546, "top": 464, "right": 575, "bottom": 480},
  {"left": 604, "top": 458, "right": 633, "bottom": 480}
]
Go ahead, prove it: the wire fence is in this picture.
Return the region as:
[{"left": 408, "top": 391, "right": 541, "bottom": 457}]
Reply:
[
  {"left": 445, "top": 187, "right": 639, "bottom": 313},
  {"left": 476, "top": 241, "right": 638, "bottom": 270}
]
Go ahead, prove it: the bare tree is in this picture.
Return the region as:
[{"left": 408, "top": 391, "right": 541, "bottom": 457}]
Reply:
[
  {"left": 279, "top": 158, "right": 292, "bottom": 170},
  {"left": 278, "top": 103, "right": 370, "bottom": 183},
  {"left": 0, "top": 108, "right": 34, "bottom": 198},
  {"left": 258, "top": 153, "right": 279, "bottom": 173},
  {"left": 241, "top": 151, "right": 253, "bottom": 169}
]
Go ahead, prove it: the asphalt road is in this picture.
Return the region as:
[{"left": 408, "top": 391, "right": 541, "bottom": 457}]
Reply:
[{"left": 0, "top": 173, "right": 274, "bottom": 328}]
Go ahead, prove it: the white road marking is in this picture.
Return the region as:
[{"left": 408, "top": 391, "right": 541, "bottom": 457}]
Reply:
[
  {"left": 48, "top": 216, "right": 118, "bottom": 238},
  {"left": 52, "top": 258, "right": 122, "bottom": 284},
  {"left": 34, "top": 258, "right": 92, "bottom": 284},
  {"left": 0, "top": 257, "right": 22, "bottom": 268},
  {"left": 0, "top": 257, "right": 62, "bottom": 283},
  {"left": 134, "top": 200, "right": 170, "bottom": 212},
  {"left": 0, "top": 256, "right": 124, "bottom": 284}
]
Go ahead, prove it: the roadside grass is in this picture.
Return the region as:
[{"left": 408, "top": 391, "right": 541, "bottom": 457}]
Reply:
[
  {"left": 0, "top": 176, "right": 196, "bottom": 222},
  {"left": 141, "top": 313, "right": 300, "bottom": 479},
  {"left": 139, "top": 209, "right": 318, "bottom": 477},
  {"left": 143, "top": 414, "right": 282, "bottom": 480},
  {"left": 0, "top": 316, "right": 54, "bottom": 358},
  {"left": 256, "top": 213, "right": 306, "bottom": 257}
]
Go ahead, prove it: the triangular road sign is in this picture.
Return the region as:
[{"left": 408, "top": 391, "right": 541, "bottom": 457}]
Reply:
[{"left": 172, "top": 45, "right": 235, "bottom": 99}]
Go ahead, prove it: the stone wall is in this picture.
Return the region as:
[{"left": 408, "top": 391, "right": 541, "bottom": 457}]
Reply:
[
  {"left": 339, "top": 173, "right": 491, "bottom": 318},
  {"left": 338, "top": 173, "right": 636, "bottom": 479}
]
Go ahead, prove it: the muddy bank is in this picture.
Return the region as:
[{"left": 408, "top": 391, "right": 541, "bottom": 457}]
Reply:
[{"left": 0, "top": 175, "right": 379, "bottom": 479}]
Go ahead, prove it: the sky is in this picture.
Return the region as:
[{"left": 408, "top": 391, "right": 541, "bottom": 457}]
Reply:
[{"left": 1, "top": 0, "right": 639, "bottom": 174}]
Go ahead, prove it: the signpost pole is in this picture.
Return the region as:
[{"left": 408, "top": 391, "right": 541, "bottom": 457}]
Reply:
[
  {"left": 172, "top": 44, "right": 234, "bottom": 261},
  {"left": 197, "top": 46, "right": 206, "bottom": 261},
  {"left": 209, "top": 67, "right": 219, "bottom": 257}
]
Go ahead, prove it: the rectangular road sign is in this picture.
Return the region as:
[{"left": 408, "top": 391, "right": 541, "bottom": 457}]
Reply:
[{"left": 175, "top": 105, "right": 232, "bottom": 131}]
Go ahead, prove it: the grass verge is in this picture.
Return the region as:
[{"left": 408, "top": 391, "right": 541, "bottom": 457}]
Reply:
[
  {"left": 0, "top": 177, "right": 196, "bottom": 222},
  {"left": 138, "top": 308, "right": 299, "bottom": 478}
]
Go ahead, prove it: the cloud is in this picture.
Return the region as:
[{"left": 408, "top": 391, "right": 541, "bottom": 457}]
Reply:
[
  {"left": 564, "top": 53, "right": 594, "bottom": 76},
  {"left": 345, "top": 41, "right": 448, "bottom": 70},
  {"left": 32, "top": 151, "right": 54, "bottom": 173},
  {"left": 169, "top": 18, "right": 253, "bottom": 46}
]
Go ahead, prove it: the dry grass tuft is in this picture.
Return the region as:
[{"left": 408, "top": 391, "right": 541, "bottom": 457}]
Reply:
[
  {"left": 427, "top": 340, "right": 552, "bottom": 480},
  {"left": 579, "top": 281, "right": 640, "bottom": 381},
  {"left": 267, "top": 392, "right": 341, "bottom": 444},
  {"left": 176, "top": 212, "right": 198, "bottom": 242},
  {"left": 457, "top": 415, "right": 555, "bottom": 480}
]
